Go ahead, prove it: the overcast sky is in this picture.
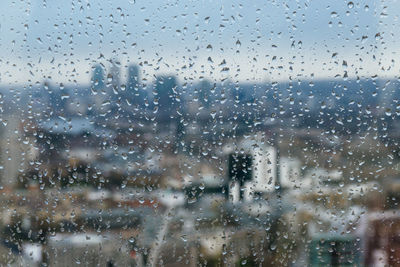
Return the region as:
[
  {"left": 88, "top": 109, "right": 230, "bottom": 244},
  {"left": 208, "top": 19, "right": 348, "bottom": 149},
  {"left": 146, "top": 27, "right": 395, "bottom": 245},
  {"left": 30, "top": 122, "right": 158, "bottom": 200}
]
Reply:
[{"left": 0, "top": 0, "right": 397, "bottom": 85}]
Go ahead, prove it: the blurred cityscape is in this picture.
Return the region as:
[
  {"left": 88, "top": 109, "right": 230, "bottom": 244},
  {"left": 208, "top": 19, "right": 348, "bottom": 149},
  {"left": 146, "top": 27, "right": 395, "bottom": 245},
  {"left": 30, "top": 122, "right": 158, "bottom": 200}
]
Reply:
[{"left": 0, "top": 60, "right": 400, "bottom": 266}]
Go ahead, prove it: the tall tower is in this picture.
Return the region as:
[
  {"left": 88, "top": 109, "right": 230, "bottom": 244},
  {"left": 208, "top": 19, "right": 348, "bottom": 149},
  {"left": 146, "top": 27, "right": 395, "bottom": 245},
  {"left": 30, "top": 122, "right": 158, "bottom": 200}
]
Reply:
[
  {"left": 154, "top": 75, "right": 178, "bottom": 122},
  {"left": 127, "top": 64, "right": 139, "bottom": 92},
  {"left": 91, "top": 64, "right": 105, "bottom": 92},
  {"left": 90, "top": 64, "right": 106, "bottom": 112},
  {"left": 109, "top": 59, "right": 121, "bottom": 96},
  {"left": 126, "top": 64, "right": 144, "bottom": 107}
]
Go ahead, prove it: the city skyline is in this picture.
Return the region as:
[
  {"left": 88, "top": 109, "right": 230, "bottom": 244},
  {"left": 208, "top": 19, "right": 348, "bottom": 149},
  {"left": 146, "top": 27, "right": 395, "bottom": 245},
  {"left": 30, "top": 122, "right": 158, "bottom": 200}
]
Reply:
[{"left": 0, "top": 0, "right": 397, "bottom": 84}]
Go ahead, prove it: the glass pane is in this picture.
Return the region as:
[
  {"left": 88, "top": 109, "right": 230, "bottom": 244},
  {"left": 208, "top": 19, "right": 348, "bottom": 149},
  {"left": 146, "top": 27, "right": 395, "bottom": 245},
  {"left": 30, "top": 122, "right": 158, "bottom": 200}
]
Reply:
[{"left": 0, "top": 0, "right": 397, "bottom": 266}]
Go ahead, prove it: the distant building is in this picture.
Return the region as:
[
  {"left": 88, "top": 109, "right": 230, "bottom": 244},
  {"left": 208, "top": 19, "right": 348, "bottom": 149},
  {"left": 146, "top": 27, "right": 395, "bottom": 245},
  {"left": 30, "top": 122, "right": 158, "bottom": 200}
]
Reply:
[
  {"left": 127, "top": 65, "right": 139, "bottom": 93},
  {"left": 227, "top": 153, "right": 252, "bottom": 202},
  {"left": 303, "top": 168, "right": 342, "bottom": 189},
  {"left": 91, "top": 64, "right": 107, "bottom": 112},
  {"left": 251, "top": 145, "right": 277, "bottom": 193},
  {"left": 362, "top": 211, "right": 400, "bottom": 266},
  {"left": 242, "top": 144, "right": 278, "bottom": 202},
  {"left": 198, "top": 80, "right": 212, "bottom": 109},
  {"left": 226, "top": 135, "right": 278, "bottom": 202},
  {"left": 154, "top": 75, "right": 178, "bottom": 121},
  {"left": 46, "top": 233, "right": 133, "bottom": 266},
  {"left": 309, "top": 234, "right": 361, "bottom": 266},
  {"left": 279, "top": 157, "right": 301, "bottom": 189},
  {"left": 0, "top": 114, "right": 35, "bottom": 186},
  {"left": 91, "top": 64, "right": 105, "bottom": 92},
  {"left": 126, "top": 64, "right": 145, "bottom": 108},
  {"left": 109, "top": 59, "right": 121, "bottom": 93}
]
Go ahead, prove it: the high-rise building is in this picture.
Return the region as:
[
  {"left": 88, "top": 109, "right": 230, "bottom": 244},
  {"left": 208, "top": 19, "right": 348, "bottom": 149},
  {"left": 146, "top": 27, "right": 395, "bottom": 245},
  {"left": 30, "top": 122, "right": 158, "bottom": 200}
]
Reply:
[
  {"left": 154, "top": 75, "right": 178, "bottom": 121},
  {"left": 109, "top": 59, "right": 121, "bottom": 92},
  {"left": 228, "top": 153, "right": 253, "bottom": 202},
  {"left": 279, "top": 157, "right": 301, "bottom": 189},
  {"left": 227, "top": 135, "right": 278, "bottom": 202},
  {"left": 90, "top": 64, "right": 106, "bottom": 112},
  {"left": 108, "top": 59, "right": 121, "bottom": 106},
  {"left": 91, "top": 64, "right": 105, "bottom": 92},
  {"left": 251, "top": 145, "right": 277, "bottom": 193},
  {"left": 126, "top": 64, "right": 145, "bottom": 107},
  {"left": 127, "top": 64, "right": 139, "bottom": 92},
  {"left": 198, "top": 80, "right": 212, "bottom": 109},
  {"left": 0, "top": 113, "right": 36, "bottom": 187}
]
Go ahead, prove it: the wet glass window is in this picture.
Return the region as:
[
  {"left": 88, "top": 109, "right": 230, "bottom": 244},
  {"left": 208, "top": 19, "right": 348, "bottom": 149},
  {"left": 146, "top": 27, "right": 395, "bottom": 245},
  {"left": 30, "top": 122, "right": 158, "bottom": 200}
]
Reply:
[{"left": 0, "top": 0, "right": 398, "bottom": 266}]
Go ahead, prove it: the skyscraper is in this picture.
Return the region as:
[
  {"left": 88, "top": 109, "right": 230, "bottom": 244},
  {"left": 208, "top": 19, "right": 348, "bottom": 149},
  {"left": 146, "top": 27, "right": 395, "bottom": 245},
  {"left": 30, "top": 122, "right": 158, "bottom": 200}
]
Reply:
[
  {"left": 109, "top": 59, "right": 121, "bottom": 97},
  {"left": 91, "top": 64, "right": 105, "bottom": 93},
  {"left": 154, "top": 75, "right": 178, "bottom": 122},
  {"left": 126, "top": 64, "right": 145, "bottom": 107},
  {"left": 127, "top": 64, "right": 139, "bottom": 92},
  {"left": 91, "top": 64, "right": 106, "bottom": 112},
  {"left": 198, "top": 80, "right": 212, "bottom": 109},
  {"left": 107, "top": 59, "right": 121, "bottom": 93}
]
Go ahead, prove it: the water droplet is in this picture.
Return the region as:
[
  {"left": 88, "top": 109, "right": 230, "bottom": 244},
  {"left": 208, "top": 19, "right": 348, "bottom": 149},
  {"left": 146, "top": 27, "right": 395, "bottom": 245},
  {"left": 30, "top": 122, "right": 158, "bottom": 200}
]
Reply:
[{"left": 347, "top": 1, "right": 354, "bottom": 9}]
